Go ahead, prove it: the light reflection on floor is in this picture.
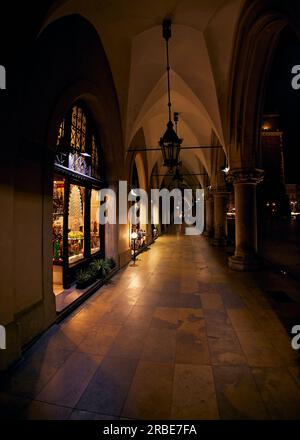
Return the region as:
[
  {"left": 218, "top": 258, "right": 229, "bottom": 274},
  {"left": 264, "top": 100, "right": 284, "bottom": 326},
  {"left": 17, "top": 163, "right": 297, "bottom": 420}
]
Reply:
[{"left": 1, "top": 232, "right": 300, "bottom": 420}]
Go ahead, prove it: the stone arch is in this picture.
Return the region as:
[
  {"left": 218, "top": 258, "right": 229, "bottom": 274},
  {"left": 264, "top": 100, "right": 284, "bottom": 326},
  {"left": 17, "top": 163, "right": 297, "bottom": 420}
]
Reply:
[
  {"left": 126, "top": 128, "right": 148, "bottom": 185},
  {"left": 22, "top": 14, "right": 124, "bottom": 181},
  {"left": 9, "top": 13, "right": 124, "bottom": 350},
  {"left": 134, "top": 153, "right": 147, "bottom": 192},
  {"left": 228, "top": 0, "right": 300, "bottom": 170},
  {"left": 226, "top": 0, "right": 300, "bottom": 271}
]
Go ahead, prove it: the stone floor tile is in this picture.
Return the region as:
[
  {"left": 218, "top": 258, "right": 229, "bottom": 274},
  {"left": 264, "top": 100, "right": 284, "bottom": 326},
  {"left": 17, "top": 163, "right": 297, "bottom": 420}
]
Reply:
[
  {"left": 107, "top": 326, "right": 149, "bottom": 359},
  {"left": 200, "top": 293, "right": 224, "bottom": 310},
  {"left": 220, "top": 291, "right": 246, "bottom": 309},
  {"left": 74, "top": 303, "right": 112, "bottom": 324},
  {"left": 38, "top": 325, "right": 85, "bottom": 352},
  {"left": 122, "top": 361, "right": 174, "bottom": 420},
  {"left": 227, "top": 309, "right": 260, "bottom": 332},
  {"left": 36, "top": 352, "right": 102, "bottom": 407},
  {"left": 252, "top": 367, "right": 300, "bottom": 419},
  {"left": 288, "top": 367, "right": 300, "bottom": 387},
  {"left": 151, "top": 307, "right": 179, "bottom": 329},
  {"left": 142, "top": 328, "right": 176, "bottom": 363},
  {"left": 123, "top": 305, "right": 155, "bottom": 328},
  {"left": 213, "top": 365, "right": 269, "bottom": 419},
  {"left": 3, "top": 232, "right": 300, "bottom": 420},
  {"left": 203, "top": 309, "right": 233, "bottom": 337},
  {"left": 176, "top": 294, "right": 202, "bottom": 308},
  {"left": 20, "top": 401, "right": 72, "bottom": 420},
  {"left": 0, "top": 346, "right": 72, "bottom": 399},
  {"left": 135, "top": 290, "right": 162, "bottom": 306},
  {"left": 265, "top": 330, "right": 300, "bottom": 366},
  {"left": 208, "top": 329, "right": 248, "bottom": 366},
  {"left": 236, "top": 331, "right": 285, "bottom": 367},
  {"left": 171, "top": 364, "right": 219, "bottom": 419},
  {"left": 176, "top": 324, "right": 210, "bottom": 365},
  {"left": 76, "top": 357, "right": 138, "bottom": 417},
  {"left": 69, "top": 409, "right": 118, "bottom": 420},
  {"left": 77, "top": 325, "right": 122, "bottom": 356},
  {"left": 99, "top": 304, "right": 134, "bottom": 324}
]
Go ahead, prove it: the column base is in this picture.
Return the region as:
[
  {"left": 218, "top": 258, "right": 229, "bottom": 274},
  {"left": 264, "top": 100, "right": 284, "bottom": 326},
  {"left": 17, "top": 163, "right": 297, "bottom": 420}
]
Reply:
[{"left": 228, "top": 255, "right": 261, "bottom": 272}]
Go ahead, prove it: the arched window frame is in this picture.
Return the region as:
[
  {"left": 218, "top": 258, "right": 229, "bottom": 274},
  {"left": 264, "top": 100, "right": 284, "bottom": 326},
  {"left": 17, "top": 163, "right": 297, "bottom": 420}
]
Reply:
[{"left": 55, "top": 102, "right": 102, "bottom": 181}]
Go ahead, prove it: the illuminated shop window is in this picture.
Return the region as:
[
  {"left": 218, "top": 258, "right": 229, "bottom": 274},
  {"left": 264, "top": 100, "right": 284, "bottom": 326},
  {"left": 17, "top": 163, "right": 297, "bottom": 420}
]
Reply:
[
  {"left": 91, "top": 189, "right": 101, "bottom": 254},
  {"left": 71, "top": 106, "right": 87, "bottom": 151},
  {"left": 68, "top": 184, "right": 85, "bottom": 264},
  {"left": 53, "top": 179, "right": 65, "bottom": 264},
  {"left": 53, "top": 102, "right": 104, "bottom": 291},
  {"left": 57, "top": 119, "right": 65, "bottom": 146},
  {"left": 55, "top": 104, "right": 101, "bottom": 180},
  {"left": 92, "top": 134, "right": 100, "bottom": 180}
]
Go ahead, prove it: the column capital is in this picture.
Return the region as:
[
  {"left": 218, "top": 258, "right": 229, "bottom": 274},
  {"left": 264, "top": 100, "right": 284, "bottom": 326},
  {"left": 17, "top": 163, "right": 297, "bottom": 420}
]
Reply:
[{"left": 227, "top": 168, "right": 264, "bottom": 185}]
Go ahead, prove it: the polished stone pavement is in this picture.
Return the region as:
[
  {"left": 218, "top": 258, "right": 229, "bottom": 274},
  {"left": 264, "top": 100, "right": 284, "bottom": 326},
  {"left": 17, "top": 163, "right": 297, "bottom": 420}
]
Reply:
[{"left": 1, "top": 232, "right": 300, "bottom": 420}]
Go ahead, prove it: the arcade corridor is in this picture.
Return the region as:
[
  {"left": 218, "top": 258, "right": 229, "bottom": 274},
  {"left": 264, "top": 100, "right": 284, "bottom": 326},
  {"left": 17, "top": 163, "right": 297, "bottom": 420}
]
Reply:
[{"left": 1, "top": 233, "right": 300, "bottom": 420}]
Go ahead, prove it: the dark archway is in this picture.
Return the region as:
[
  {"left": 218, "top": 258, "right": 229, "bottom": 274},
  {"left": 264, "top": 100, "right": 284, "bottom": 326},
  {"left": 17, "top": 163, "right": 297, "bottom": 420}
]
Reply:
[
  {"left": 9, "top": 13, "right": 124, "bottom": 342},
  {"left": 226, "top": 0, "right": 300, "bottom": 272},
  {"left": 259, "top": 27, "right": 300, "bottom": 279}
]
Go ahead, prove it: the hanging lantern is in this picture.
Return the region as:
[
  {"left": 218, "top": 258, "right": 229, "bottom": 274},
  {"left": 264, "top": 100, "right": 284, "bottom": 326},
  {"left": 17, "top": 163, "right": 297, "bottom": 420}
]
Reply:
[
  {"left": 159, "top": 19, "right": 183, "bottom": 169},
  {"left": 159, "top": 121, "right": 182, "bottom": 168}
]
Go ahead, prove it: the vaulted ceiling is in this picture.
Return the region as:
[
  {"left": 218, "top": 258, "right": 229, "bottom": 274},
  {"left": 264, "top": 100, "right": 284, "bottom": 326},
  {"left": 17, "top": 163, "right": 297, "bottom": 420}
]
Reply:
[{"left": 42, "top": 0, "right": 246, "bottom": 184}]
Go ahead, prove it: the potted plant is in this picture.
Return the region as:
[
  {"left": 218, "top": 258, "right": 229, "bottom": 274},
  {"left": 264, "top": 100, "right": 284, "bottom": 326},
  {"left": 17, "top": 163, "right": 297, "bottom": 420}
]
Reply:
[
  {"left": 89, "top": 258, "right": 111, "bottom": 279},
  {"left": 76, "top": 268, "right": 95, "bottom": 289},
  {"left": 106, "top": 257, "right": 116, "bottom": 270}
]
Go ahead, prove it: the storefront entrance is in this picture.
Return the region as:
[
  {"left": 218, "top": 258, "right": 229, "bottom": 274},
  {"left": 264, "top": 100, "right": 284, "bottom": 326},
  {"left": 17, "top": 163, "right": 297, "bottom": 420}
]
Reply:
[{"left": 52, "top": 103, "right": 104, "bottom": 299}]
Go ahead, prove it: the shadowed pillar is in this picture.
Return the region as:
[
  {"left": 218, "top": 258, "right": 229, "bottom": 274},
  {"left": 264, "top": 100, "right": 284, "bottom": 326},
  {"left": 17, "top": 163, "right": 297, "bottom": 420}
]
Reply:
[
  {"left": 228, "top": 169, "right": 264, "bottom": 271},
  {"left": 204, "top": 189, "right": 214, "bottom": 238},
  {"left": 213, "top": 190, "right": 229, "bottom": 246}
]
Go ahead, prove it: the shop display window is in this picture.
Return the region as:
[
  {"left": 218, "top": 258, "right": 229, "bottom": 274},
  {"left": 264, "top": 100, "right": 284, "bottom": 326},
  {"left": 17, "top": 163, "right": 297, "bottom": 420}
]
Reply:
[
  {"left": 91, "top": 135, "right": 100, "bottom": 180},
  {"left": 68, "top": 184, "right": 85, "bottom": 264},
  {"left": 55, "top": 103, "right": 101, "bottom": 180},
  {"left": 53, "top": 179, "right": 64, "bottom": 264},
  {"left": 91, "top": 189, "right": 101, "bottom": 254},
  {"left": 53, "top": 102, "right": 104, "bottom": 293}
]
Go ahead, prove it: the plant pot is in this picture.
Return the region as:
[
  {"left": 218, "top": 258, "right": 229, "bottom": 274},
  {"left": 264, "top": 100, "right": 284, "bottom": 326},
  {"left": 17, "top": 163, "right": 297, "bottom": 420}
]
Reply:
[{"left": 76, "top": 275, "right": 97, "bottom": 290}]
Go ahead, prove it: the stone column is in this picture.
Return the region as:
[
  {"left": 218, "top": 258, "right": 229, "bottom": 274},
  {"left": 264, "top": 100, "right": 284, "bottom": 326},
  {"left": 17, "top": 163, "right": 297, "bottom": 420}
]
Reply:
[
  {"left": 146, "top": 196, "right": 153, "bottom": 245},
  {"left": 228, "top": 169, "right": 264, "bottom": 271},
  {"left": 204, "top": 189, "right": 214, "bottom": 237},
  {"left": 104, "top": 181, "right": 119, "bottom": 263},
  {"left": 213, "top": 190, "right": 229, "bottom": 246}
]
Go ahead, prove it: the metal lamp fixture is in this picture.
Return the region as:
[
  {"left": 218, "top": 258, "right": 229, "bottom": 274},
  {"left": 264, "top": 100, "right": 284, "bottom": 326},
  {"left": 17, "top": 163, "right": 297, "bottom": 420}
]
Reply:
[
  {"left": 172, "top": 167, "right": 184, "bottom": 183},
  {"left": 131, "top": 232, "right": 138, "bottom": 267},
  {"left": 159, "top": 19, "right": 183, "bottom": 169}
]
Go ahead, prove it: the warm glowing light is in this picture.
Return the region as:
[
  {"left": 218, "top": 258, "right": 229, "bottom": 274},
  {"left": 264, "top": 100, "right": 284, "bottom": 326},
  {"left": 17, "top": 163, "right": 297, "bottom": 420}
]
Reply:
[
  {"left": 131, "top": 232, "right": 138, "bottom": 240},
  {"left": 262, "top": 122, "right": 272, "bottom": 131}
]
